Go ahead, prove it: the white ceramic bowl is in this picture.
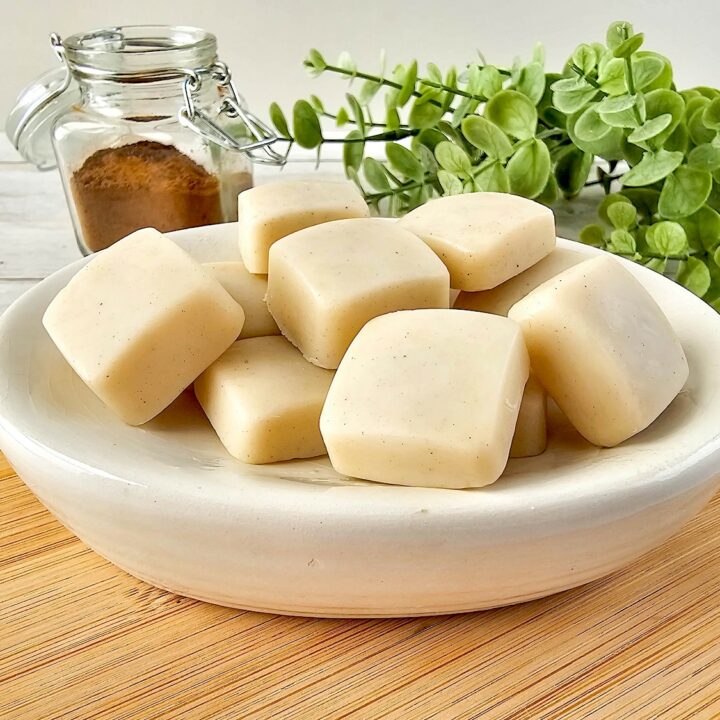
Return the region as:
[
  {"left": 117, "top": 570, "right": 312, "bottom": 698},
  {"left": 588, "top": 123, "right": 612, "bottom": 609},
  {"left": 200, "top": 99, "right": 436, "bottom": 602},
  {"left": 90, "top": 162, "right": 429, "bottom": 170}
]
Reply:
[{"left": 2, "top": 223, "right": 720, "bottom": 617}]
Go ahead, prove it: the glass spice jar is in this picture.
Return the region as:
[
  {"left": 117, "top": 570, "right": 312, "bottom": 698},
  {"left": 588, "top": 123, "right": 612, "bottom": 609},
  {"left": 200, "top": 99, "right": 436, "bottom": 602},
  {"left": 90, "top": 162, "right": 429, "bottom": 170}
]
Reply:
[{"left": 7, "top": 26, "right": 283, "bottom": 254}]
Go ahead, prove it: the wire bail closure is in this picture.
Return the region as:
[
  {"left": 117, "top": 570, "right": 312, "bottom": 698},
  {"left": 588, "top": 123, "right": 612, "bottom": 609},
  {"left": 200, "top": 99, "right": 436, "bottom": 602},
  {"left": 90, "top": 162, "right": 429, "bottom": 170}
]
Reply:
[
  {"left": 178, "top": 61, "right": 285, "bottom": 165},
  {"left": 44, "top": 33, "right": 285, "bottom": 166}
]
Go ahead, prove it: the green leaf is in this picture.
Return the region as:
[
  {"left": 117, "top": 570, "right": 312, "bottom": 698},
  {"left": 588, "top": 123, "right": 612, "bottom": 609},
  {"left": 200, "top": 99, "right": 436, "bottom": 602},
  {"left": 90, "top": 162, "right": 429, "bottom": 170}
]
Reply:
[
  {"left": 461, "top": 116, "right": 513, "bottom": 161},
  {"left": 688, "top": 144, "right": 720, "bottom": 171},
  {"left": 606, "top": 21, "right": 634, "bottom": 50},
  {"left": 385, "top": 106, "right": 400, "bottom": 131},
  {"left": 579, "top": 224, "right": 605, "bottom": 247},
  {"left": 474, "top": 161, "right": 510, "bottom": 193},
  {"left": 643, "top": 89, "right": 685, "bottom": 145},
  {"left": 537, "top": 172, "right": 559, "bottom": 205},
  {"left": 306, "top": 48, "right": 327, "bottom": 76},
  {"left": 658, "top": 166, "right": 713, "bottom": 219},
  {"left": 635, "top": 52, "right": 673, "bottom": 91},
  {"left": 566, "top": 110, "right": 625, "bottom": 159},
  {"left": 269, "top": 102, "right": 290, "bottom": 138},
  {"left": 343, "top": 130, "right": 364, "bottom": 174},
  {"left": 609, "top": 229, "right": 637, "bottom": 254},
  {"left": 337, "top": 51, "right": 356, "bottom": 75},
  {"left": 645, "top": 257, "right": 668, "bottom": 273},
  {"left": 309, "top": 95, "right": 325, "bottom": 113},
  {"left": 413, "top": 128, "right": 447, "bottom": 152},
  {"left": 437, "top": 169, "right": 463, "bottom": 195},
  {"left": 613, "top": 33, "right": 644, "bottom": 59},
  {"left": 362, "top": 157, "right": 391, "bottom": 191},
  {"left": 702, "top": 98, "right": 720, "bottom": 130},
  {"left": 507, "top": 139, "right": 551, "bottom": 198},
  {"left": 627, "top": 114, "right": 672, "bottom": 145},
  {"left": 408, "top": 99, "right": 444, "bottom": 129},
  {"left": 574, "top": 105, "right": 613, "bottom": 143},
  {"left": 646, "top": 221, "right": 689, "bottom": 255},
  {"left": 443, "top": 66, "right": 458, "bottom": 111},
  {"left": 632, "top": 55, "right": 664, "bottom": 90},
  {"left": 598, "top": 193, "right": 633, "bottom": 224},
  {"left": 397, "top": 60, "right": 418, "bottom": 107},
  {"left": 435, "top": 141, "right": 472, "bottom": 175},
  {"left": 620, "top": 188, "right": 660, "bottom": 220},
  {"left": 357, "top": 79, "right": 382, "bottom": 106},
  {"left": 664, "top": 122, "right": 689, "bottom": 154},
  {"left": 554, "top": 146, "right": 593, "bottom": 198},
  {"left": 597, "top": 93, "right": 638, "bottom": 113},
  {"left": 689, "top": 107, "right": 716, "bottom": 145},
  {"left": 477, "top": 65, "right": 503, "bottom": 99},
  {"left": 335, "top": 107, "right": 350, "bottom": 126},
  {"left": 572, "top": 44, "right": 597, "bottom": 74},
  {"left": 598, "top": 58, "right": 627, "bottom": 96},
  {"left": 486, "top": 90, "right": 538, "bottom": 140},
  {"left": 552, "top": 77, "right": 598, "bottom": 113},
  {"left": 716, "top": 246, "right": 720, "bottom": 269},
  {"left": 426, "top": 62, "right": 442, "bottom": 83},
  {"left": 620, "top": 149, "right": 684, "bottom": 186},
  {"left": 679, "top": 206, "right": 720, "bottom": 252},
  {"left": 685, "top": 96, "right": 710, "bottom": 121},
  {"left": 676, "top": 257, "right": 711, "bottom": 297},
  {"left": 292, "top": 100, "right": 323, "bottom": 148},
  {"left": 516, "top": 62, "right": 546, "bottom": 104},
  {"left": 607, "top": 202, "right": 637, "bottom": 230},
  {"left": 346, "top": 94, "right": 365, "bottom": 136},
  {"left": 386, "top": 142, "right": 424, "bottom": 182}
]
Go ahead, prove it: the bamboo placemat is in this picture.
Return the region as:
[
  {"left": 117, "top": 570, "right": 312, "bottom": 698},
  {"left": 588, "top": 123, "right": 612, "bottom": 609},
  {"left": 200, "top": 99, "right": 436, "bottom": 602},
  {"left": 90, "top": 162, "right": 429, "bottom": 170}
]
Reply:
[{"left": 2, "top": 452, "right": 720, "bottom": 719}]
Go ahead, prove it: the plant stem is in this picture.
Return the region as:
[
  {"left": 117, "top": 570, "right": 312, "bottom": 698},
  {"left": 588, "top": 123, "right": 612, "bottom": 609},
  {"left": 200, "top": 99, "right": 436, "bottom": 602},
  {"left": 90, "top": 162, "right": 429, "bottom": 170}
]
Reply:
[
  {"left": 312, "top": 63, "right": 489, "bottom": 106},
  {"left": 322, "top": 129, "right": 419, "bottom": 144},
  {"left": 584, "top": 173, "right": 624, "bottom": 187},
  {"left": 365, "top": 178, "right": 429, "bottom": 202},
  {"left": 320, "top": 111, "right": 388, "bottom": 129}
]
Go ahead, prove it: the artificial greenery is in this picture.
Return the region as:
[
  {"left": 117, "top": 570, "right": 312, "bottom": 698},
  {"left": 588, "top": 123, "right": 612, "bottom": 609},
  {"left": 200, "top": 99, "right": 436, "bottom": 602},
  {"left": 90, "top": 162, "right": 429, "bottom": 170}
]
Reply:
[{"left": 269, "top": 21, "right": 720, "bottom": 308}]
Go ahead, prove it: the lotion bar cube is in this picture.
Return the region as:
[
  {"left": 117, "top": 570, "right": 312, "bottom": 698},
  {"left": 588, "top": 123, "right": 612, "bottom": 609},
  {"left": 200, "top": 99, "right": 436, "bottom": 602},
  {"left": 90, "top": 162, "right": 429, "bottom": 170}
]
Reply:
[
  {"left": 320, "top": 310, "right": 529, "bottom": 488},
  {"left": 43, "top": 228, "right": 245, "bottom": 425},
  {"left": 398, "top": 192, "right": 556, "bottom": 291},
  {"left": 204, "top": 261, "right": 280, "bottom": 339},
  {"left": 267, "top": 218, "right": 450, "bottom": 369},
  {"left": 509, "top": 255, "right": 689, "bottom": 447},
  {"left": 455, "top": 248, "right": 585, "bottom": 316},
  {"left": 239, "top": 180, "right": 370, "bottom": 274},
  {"left": 194, "top": 336, "right": 334, "bottom": 464},
  {"left": 510, "top": 375, "right": 547, "bottom": 458}
]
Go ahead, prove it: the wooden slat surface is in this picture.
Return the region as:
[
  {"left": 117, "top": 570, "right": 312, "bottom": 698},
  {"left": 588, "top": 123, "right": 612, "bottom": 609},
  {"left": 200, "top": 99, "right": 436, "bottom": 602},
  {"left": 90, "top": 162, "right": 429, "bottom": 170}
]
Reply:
[{"left": 2, "top": 452, "right": 720, "bottom": 719}]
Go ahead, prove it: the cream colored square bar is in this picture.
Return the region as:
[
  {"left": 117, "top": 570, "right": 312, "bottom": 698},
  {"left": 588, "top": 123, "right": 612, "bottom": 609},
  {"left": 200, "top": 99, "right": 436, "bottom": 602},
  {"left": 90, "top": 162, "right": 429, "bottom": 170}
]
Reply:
[
  {"left": 398, "top": 192, "right": 556, "bottom": 291},
  {"left": 320, "top": 309, "right": 529, "bottom": 489},
  {"left": 194, "top": 336, "right": 334, "bottom": 464},
  {"left": 204, "top": 262, "right": 279, "bottom": 339},
  {"left": 238, "top": 180, "right": 370, "bottom": 274},
  {"left": 267, "top": 218, "right": 450, "bottom": 369},
  {"left": 43, "top": 228, "right": 245, "bottom": 426},
  {"left": 455, "top": 247, "right": 585, "bottom": 316},
  {"left": 509, "top": 255, "right": 689, "bottom": 447},
  {"left": 510, "top": 375, "right": 547, "bottom": 459}
]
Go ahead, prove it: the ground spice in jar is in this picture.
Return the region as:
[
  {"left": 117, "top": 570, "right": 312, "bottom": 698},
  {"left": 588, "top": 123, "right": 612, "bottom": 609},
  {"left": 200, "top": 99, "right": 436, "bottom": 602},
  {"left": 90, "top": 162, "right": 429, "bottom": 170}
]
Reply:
[{"left": 70, "top": 140, "right": 225, "bottom": 252}]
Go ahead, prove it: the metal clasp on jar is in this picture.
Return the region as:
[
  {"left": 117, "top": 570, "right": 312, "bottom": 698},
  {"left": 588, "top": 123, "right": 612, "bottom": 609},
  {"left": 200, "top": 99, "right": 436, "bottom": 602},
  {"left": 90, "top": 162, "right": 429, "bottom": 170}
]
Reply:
[{"left": 179, "top": 62, "right": 285, "bottom": 166}]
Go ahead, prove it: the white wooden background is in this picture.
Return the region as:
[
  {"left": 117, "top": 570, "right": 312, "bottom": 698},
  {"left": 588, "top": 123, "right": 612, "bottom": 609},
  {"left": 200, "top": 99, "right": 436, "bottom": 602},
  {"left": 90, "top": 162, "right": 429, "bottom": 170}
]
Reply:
[{"left": 0, "top": 133, "right": 595, "bottom": 315}]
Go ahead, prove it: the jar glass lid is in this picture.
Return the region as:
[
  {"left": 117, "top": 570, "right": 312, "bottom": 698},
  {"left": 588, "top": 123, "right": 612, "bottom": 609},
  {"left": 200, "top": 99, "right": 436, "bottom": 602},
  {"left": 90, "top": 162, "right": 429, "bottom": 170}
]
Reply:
[{"left": 5, "top": 65, "right": 79, "bottom": 169}]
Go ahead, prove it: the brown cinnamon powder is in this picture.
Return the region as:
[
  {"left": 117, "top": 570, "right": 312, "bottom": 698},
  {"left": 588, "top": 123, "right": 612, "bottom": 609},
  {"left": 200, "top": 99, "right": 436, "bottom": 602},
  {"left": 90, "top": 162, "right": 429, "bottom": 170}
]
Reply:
[{"left": 71, "top": 141, "right": 224, "bottom": 252}]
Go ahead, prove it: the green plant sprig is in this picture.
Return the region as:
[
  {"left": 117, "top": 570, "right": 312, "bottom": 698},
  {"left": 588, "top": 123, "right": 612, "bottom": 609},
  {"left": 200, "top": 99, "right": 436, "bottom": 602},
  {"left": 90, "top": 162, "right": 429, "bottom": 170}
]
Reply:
[{"left": 270, "top": 21, "right": 720, "bottom": 309}]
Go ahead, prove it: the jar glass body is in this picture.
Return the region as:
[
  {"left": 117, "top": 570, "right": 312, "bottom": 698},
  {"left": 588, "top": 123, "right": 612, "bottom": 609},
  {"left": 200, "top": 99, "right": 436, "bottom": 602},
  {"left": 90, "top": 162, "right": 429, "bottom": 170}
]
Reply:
[{"left": 51, "top": 27, "right": 253, "bottom": 254}]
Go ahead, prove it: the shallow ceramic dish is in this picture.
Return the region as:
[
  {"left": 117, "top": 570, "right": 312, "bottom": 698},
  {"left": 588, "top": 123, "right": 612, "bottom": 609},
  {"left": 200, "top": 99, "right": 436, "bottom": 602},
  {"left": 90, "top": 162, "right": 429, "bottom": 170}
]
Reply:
[{"left": 1, "top": 223, "right": 720, "bottom": 617}]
